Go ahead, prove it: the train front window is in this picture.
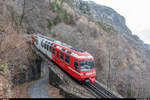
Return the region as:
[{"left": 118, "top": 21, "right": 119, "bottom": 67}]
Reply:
[{"left": 79, "top": 60, "right": 94, "bottom": 71}]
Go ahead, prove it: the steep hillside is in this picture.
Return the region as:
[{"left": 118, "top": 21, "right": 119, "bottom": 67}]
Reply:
[
  {"left": 67, "top": 0, "right": 132, "bottom": 34},
  {"left": 0, "top": 0, "right": 150, "bottom": 98}
]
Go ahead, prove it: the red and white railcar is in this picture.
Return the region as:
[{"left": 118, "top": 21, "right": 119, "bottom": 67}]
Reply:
[{"left": 32, "top": 33, "right": 96, "bottom": 83}]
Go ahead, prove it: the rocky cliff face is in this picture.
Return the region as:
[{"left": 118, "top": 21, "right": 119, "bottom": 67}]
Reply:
[
  {"left": 67, "top": 0, "right": 132, "bottom": 34},
  {"left": 0, "top": 0, "right": 150, "bottom": 98}
]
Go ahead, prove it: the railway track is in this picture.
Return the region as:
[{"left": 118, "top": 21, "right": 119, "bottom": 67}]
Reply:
[{"left": 85, "top": 81, "right": 119, "bottom": 98}]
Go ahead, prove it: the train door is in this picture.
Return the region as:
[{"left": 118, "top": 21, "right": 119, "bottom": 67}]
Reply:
[
  {"left": 43, "top": 41, "right": 47, "bottom": 55},
  {"left": 40, "top": 39, "right": 44, "bottom": 52},
  {"left": 45, "top": 42, "right": 50, "bottom": 57},
  {"left": 43, "top": 41, "right": 49, "bottom": 57},
  {"left": 74, "top": 59, "right": 80, "bottom": 77},
  {"left": 52, "top": 47, "right": 56, "bottom": 61},
  {"left": 60, "top": 51, "right": 65, "bottom": 68},
  {"left": 64, "top": 54, "right": 70, "bottom": 71},
  {"left": 48, "top": 45, "right": 52, "bottom": 59},
  {"left": 56, "top": 49, "right": 59, "bottom": 63}
]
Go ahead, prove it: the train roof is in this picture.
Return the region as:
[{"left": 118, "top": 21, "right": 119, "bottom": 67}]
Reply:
[{"left": 35, "top": 33, "right": 93, "bottom": 59}]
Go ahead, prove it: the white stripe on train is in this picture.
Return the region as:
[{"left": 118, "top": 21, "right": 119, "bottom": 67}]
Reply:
[
  {"left": 68, "top": 67, "right": 82, "bottom": 75},
  {"left": 68, "top": 67, "right": 96, "bottom": 76}
]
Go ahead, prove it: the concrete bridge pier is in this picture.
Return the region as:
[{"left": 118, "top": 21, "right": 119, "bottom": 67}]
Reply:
[{"left": 41, "top": 61, "right": 49, "bottom": 77}]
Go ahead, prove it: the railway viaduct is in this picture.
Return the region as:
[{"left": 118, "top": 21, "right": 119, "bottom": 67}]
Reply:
[{"left": 30, "top": 43, "right": 95, "bottom": 98}]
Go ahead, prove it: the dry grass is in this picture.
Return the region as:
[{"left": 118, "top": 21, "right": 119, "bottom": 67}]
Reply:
[
  {"left": 46, "top": 84, "right": 64, "bottom": 98},
  {"left": 11, "top": 82, "right": 30, "bottom": 98},
  {"left": 0, "top": 31, "right": 31, "bottom": 67},
  {"left": 0, "top": 70, "right": 12, "bottom": 98}
]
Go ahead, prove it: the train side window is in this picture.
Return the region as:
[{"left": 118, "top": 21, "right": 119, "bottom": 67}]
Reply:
[
  {"left": 60, "top": 52, "right": 64, "bottom": 60},
  {"left": 45, "top": 41, "right": 47, "bottom": 43},
  {"left": 65, "top": 54, "right": 70, "bottom": 64},
  {"left": 54, "top": 45, "right": 57, "bottom": 47},
  {"left": 67, "top": 51, "right": 72, "bottom": 54},
  {"left": 62, "top": 48, "right": 66, "bottom": 52},
  {"left": 74, "top": 59, "right": 79, "bottom": 71},
  {"left": 52, "top": 47, "right": 55, "bottom": 55},
  {"left": 46, "top": 44, "right": 48, "bottom": 50},
  {"left": 49, "top": 46, "right": 52, "bottom": 52},
  {"left": 44, "top": 43, "right": 46, "bottom": 49},
  {"left": 41, "top": 40, "right": 44, "bottom": 47},
  {"left": 57, "top": 51, "right": 59, "bottom": 57},
  {"left": 45, "top": 41, "right": 47, "bottom": 50}
]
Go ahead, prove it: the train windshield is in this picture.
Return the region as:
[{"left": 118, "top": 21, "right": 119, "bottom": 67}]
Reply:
[{"left": 79, "top": 60, "right": 94, "bottom": 71}]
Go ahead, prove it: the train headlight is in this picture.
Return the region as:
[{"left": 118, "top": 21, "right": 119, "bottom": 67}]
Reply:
[
  {"left": 86, "top": 73, "right": 91, "bottom": 75},
  {"left": 80, "top": 73, "right": 86, "bottom": 75},
  {"left": 86, "top": 72, "right": 96, "bottom": 75},
  {"left": 80, "top": 73, "right": 84, "bottom": 75},
  {"left": 80, "top": 72, "right": 96, "bottom": 75}
]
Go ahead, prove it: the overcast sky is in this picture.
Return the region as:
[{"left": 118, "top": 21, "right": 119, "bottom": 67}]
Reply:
[{"left": 91, "top": 0, "right": 150, "bottom": 44}]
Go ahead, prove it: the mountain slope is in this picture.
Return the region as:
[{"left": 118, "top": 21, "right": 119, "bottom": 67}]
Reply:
[{"left": 0, "top": 0, "right": 150, "bottom": 98}]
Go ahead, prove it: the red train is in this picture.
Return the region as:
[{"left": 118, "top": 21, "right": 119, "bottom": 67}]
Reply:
[{"left": 32, "top": 33, "right": 96, "bottom": 83}]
